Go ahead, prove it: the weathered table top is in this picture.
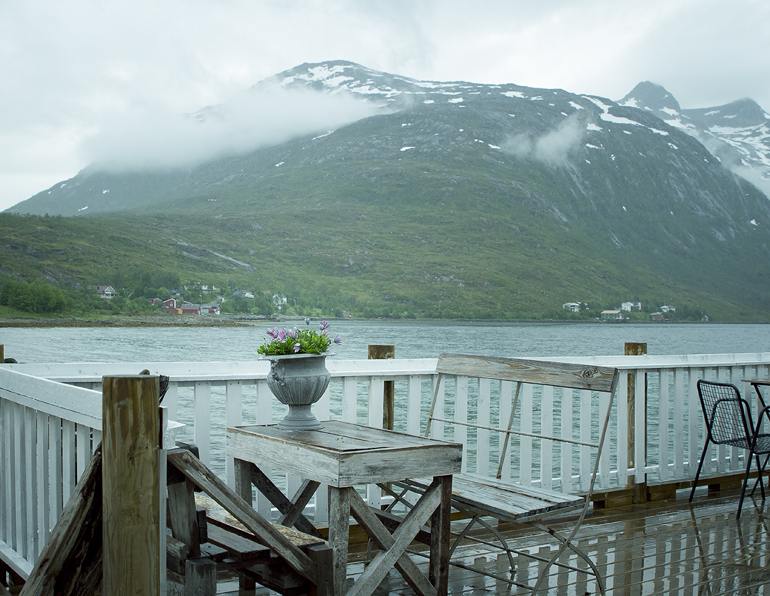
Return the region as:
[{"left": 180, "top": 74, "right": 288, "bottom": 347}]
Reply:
[{"left": 227, "top": 420, "right": 462, "bottom": 487}]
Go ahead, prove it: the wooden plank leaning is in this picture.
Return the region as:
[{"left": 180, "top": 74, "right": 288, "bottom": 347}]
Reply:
[{"left": 19, "top": 447, "right": 103, "bottom": 596}]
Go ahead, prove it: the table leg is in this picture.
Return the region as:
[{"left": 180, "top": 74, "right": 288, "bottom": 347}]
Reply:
[
  {"left": 233, "top": 458, "right": 252, "bottom": 504},
  {"left": 429, "top": 475, "right": 452, "bottom": 595},
  {"left": 329, "top": 486, "right": 351, "bottom": 595}
]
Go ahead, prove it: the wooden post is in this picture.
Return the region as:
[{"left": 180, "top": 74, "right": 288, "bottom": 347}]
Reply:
[
  {"left": 0, "top": 345, "right": 4, "bottom": 363},
  {"left": 102, "top": 375, "right": 162, "bottom": 596},
  {"left": 625, "top": 342, "right": 648, "bottom": 503},
  {"left": 184, "top": 558, "right": 217, "bottom": 595},
  {"left": 369, "top": 345, "right": 395, "bottom": 430}
]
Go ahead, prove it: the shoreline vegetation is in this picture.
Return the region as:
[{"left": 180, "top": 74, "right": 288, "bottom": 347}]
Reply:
[
  {"left": 0, "top": 314, "right": 261, "bottom": 328},
  {"left": 0, "top": 313, "right": 756, "bottom": 328}
]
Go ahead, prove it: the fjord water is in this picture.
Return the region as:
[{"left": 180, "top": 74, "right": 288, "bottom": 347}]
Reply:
[{"left": 2, "top": 320, "right": 769, "bottom": 363}]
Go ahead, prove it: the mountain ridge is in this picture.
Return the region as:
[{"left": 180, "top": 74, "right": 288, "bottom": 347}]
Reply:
[
  {"left": 3, "top": 61, "right": 770, "bottom": 322},
  {"left": 619, "top": 81, "right": 770, "bottom": 197}
]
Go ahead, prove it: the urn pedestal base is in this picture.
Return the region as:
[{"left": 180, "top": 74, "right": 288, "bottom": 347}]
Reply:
[
  {"left": 278, "top": 404, "right": 323, "bottom": 431},
  {"left": 265, "top": 353, "right": 330, "bottom": 431}
]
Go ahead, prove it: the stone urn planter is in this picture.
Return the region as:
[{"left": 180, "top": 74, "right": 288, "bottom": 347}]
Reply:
[{"left": 266, "top": 353, "right": 330, "bottom": 431}]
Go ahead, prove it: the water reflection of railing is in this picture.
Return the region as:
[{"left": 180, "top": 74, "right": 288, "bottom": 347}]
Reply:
[{"left": 2, "top": 353, "right": 770, "bottom": 577}]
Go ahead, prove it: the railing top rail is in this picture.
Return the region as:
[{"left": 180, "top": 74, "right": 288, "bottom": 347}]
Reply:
[
  {"left": 533, "top": 353, "right": 770, "bottom": 370},
  {"left": 3, "top": 353, "right": 769, "bottom": 385},
  {"left": 0, "top": 368, "right": 101, "bottom": 428},
  {"left": 2, "top": 358, "right": 439, "bottom": 383}
]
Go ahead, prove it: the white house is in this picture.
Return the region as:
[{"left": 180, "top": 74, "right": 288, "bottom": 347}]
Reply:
[
  {"left": 96, "top": 286, "right": 118, "bottom": 299},
  {"left": 562, "top": 302, "right": 581, "bottom": 313},
  {"left": 272, "top": 294, "right": 288, "bottom": 310},
  {"left": 621, "top": 302, "right": 642, "bottom": 312},
  {"left": 660, "top": 305, "right": 676, "bottom": 313}
]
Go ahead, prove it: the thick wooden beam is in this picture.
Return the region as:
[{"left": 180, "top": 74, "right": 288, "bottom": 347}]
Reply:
[{"left": 102, "top": 375, "right": 161, "bottom": 596}]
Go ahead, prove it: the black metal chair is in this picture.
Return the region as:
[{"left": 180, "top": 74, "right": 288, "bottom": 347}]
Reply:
[{"left": 689, "top": 380, "right": 770, "bottom": 518}]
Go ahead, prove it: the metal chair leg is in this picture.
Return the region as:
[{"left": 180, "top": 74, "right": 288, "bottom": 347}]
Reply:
[
  {"left": 689, "top": 441, "right": 710, "bottom": 502},
  {"left": 737, "top": 452, "right": 755, "bottom": 519},
  {"left": 750, "top": 453, "right": 770, "bottom": 500}
]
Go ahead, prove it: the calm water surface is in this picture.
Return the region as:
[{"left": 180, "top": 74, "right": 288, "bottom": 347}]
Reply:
[{"left": 2, "top": 320, "right": 769, "bottom": 363}]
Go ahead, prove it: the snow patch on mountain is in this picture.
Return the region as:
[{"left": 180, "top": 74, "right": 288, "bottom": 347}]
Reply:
[{"left": 620, "top": 82, "right": 770, "bottom": 198}]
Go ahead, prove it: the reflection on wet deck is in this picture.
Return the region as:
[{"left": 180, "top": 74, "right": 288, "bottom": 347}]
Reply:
[{"left": 220, "top": 486, "right": 770, "bottom": 595}]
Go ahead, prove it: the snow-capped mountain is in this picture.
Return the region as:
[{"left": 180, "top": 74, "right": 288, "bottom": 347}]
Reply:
[
  {"left": 620, "top": 81, "right": 770, "bottom": 197},
  {"left": 6, "top": 61, "right": 770, "bottom": 322}
]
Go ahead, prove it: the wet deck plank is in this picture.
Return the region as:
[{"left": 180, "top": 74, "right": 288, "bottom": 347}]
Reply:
[{"left": 215, "top": 486, "right": 770, "bottom": 595}]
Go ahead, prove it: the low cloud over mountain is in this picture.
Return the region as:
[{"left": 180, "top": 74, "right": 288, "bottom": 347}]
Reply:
[{"left": 81, "top": 86, "right": 383, "bottom": 172}]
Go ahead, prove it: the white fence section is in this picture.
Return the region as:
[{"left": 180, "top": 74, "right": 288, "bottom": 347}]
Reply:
[
  {"left": 0, "top": 368, "right": 101, "bottom": 579},
  {"left": 2, "top": 352, "right": 770, "bottom": 578}
]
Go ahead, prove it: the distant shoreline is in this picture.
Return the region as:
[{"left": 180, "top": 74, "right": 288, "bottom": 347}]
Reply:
[
  {"left": 0, "top": 315, "right": 258, "bottom": 328},
  {"left": 0, "top": 315, "right": 759, "bottom": 328}
]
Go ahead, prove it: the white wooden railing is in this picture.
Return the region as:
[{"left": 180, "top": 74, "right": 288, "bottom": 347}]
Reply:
[
  {"left": 2, "top": 353, "right": 770, "bottom": 579},
  {"left": 0, "top": 368, "right": 101, "bottom": 579}
]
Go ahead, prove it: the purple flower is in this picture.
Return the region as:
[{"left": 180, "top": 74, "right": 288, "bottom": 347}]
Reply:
[
  {"left": 266, "top": 327, "right": 279, "bottom": 339},
  {"left": 333, "top": 334, "right": 342, "bottom": 346},
  {"left": 293, "top": 343, "right": 301, "bottom": 353},
  {"left": 288, "top": 329, "right": 296, "bottom": 339},
  {"left": 320, "top": 321, "right": 330, "bottom": 330},
  {"left": 277, "top": 329, "right": 286, "bottom": 341}
]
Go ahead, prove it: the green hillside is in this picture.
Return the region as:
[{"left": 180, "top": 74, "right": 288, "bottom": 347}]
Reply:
[{"left": 1, "top": 197, "right": 767, "bottom": 322}]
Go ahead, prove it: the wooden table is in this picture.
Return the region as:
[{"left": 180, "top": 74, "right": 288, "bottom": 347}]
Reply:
[
  {"left": 745, "top": 378, "right": 770, "bottom": 424},
  {"left": 745, "top": 378, "right": 770, "bottom": 403},
  {"left": 227, "top": 420, "right": 463, "bottom": 596}
]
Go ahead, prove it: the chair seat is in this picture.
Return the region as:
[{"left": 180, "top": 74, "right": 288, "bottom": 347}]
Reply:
[
  {"left": 725, "top": 434, "right": 770, "bottom": 453},
  {"left": 399, "top": 473, "right": 585, "bottom": 522},
  {"left": 753, "top": 434, "right": 770, "bottom": 454}
]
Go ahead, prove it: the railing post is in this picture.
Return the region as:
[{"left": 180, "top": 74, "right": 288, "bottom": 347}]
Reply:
[
  {"left": 625, "top": 342, "right": 648, "bottom": 503},
  {"left": 0, "top": 345, "right": 4, "bottom": 363},
  {"left": 369, "top": 345, "right": 395, "bottom": 430},
  {"left": 102, "top": 375, "right": 162, "bottom": 596}
]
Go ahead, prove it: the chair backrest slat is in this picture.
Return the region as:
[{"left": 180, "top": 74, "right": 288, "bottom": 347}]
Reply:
[
  {"left": 428, "top": 354, "right": 620, "bottom": 489},
  {"left": 437, "top": 353, "right": 617, "bottom": 393}
]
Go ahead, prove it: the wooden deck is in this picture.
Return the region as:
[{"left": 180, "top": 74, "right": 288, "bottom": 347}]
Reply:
[{"left": 213, "top": 485, "right": 770, "bottom": 595}]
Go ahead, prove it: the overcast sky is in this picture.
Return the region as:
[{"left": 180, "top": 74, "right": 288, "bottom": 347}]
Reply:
[{"left": 2, "top": 0, "right": 768, "bottom": 212}]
